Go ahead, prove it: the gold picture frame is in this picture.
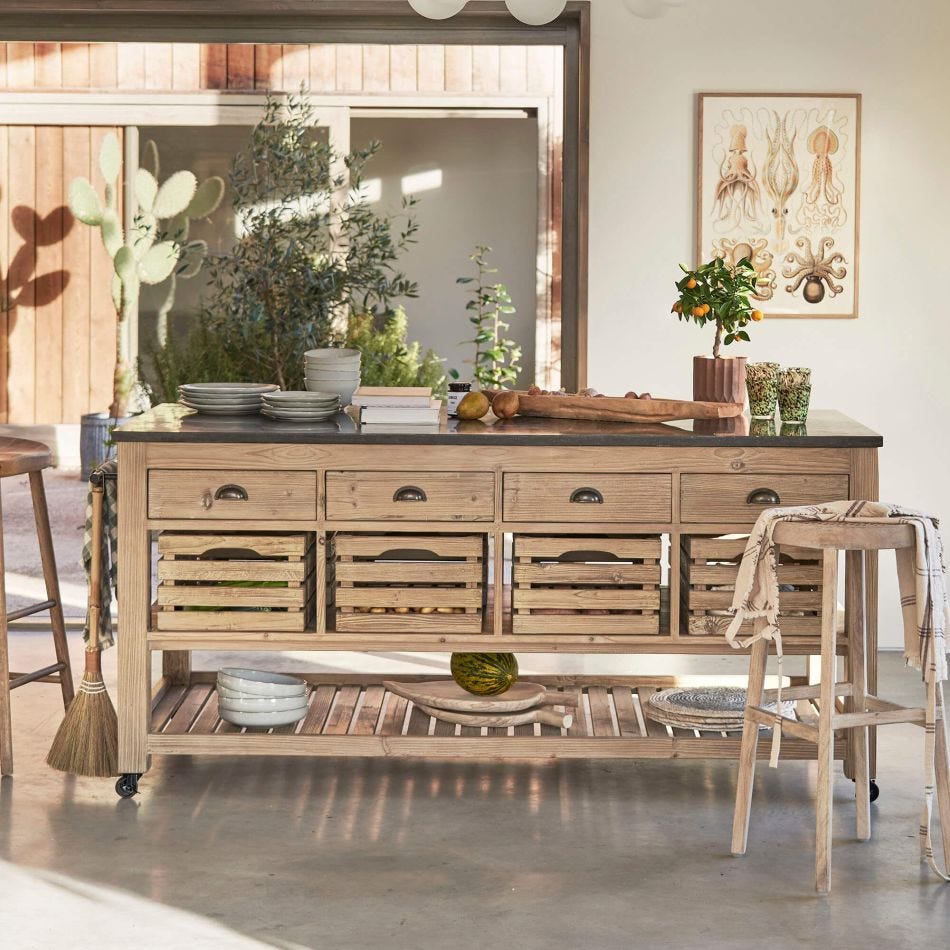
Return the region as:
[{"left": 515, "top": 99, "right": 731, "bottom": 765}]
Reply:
[{"left": 697, "top": 92, "right": 861, "bottom": 319}]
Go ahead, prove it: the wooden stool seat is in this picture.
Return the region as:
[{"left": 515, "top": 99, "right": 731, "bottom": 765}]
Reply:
[
  {"left": 0, "top": 437, "right": 54, "bottom": 477},
  {"left": 0, "top": 440, "right": 74, "bottom": 775},
  {"left": 731, "top": 518, "right": 950, "bottom": 893}
]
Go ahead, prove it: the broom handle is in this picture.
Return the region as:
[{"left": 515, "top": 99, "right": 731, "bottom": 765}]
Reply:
[{"left": 85, "top": 481, "right": 105, "bottom": 673}]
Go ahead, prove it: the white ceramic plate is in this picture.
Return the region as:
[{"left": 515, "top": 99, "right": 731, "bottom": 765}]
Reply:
[
  {"left": 217, "top": 668, "right": 308, "bottom": 697},
  {"left": 217, "top": 690, "right": 309, "bottom": 712},
  {"left": 180, "top": 400, "right": 262, "bottom": 416},
  {"left": 261, "top": 410, "right": 339, "bottom": 423},
  {"left": 262, "top": 390, "right": 339, "bottom": 404},
  {"left": 263, "top": 396, "right": 338, "bottom": 407},
  {"left": 180, "top": 382, "right": 279, "bottom": 395},
  {"left": 178, "top": 392, "right": 266, "bottom": 404},
  {"left": 218, "top": 705, "right": 308, "bottom": 728}
]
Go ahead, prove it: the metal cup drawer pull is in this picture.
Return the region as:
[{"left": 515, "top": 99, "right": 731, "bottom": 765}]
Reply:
[
  {"left": 202, "top": 484, "right": 249, "bottom": 508},
  {"left": 570, "top": 487, "right": 604, "bottom": 505},
  {"left": 393, "top": 485, "right": 428, "bottom": 503},
  {"left": 746, "top": 487, "right": 782, "bottom": 506}
]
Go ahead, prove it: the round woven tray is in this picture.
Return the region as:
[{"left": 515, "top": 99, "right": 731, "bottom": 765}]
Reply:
[{"left": 645, "top": 686, "right": 794, "bottom": 732}]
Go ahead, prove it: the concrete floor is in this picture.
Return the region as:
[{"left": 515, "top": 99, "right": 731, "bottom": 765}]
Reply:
[{"left": 1, "top": 631, "right": 948, "bottom": 949}]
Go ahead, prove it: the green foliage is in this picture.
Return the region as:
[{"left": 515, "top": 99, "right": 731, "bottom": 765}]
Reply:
[
  {"left": 197, "top": 90, "right": 419, "bottom": 391},
  {"left": 455, "top": 245, "right": 521, "bottom": 390},
  {"left": 67, "top": 132, "right": 223, "bottom": 415},
  {"left": 346, "top": 309, "right": 446, "bottom": 397},
  {"left": 672, "top": 256, "right": 761, "bottom": 358}
]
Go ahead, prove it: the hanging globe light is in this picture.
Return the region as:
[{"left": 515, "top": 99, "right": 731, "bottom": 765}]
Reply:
[
  {"left": 408, "top": 0, "right": 469, "bottom": 19},
  {"left": 505, "top": 1, "right": 569, "bottom": 26}
]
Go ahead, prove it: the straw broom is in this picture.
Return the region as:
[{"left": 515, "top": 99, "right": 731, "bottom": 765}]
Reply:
[{"left": 47, "top": 474, "right": 117, "bottom": 776}]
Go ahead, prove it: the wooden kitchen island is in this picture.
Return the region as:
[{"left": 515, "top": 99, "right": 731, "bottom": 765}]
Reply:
[{"left": 112, "top": 406, "right": 881, "bottom": 796}]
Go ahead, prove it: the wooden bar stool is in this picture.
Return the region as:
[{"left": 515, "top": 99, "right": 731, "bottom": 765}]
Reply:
[
  {"left": 0, "top": 437, "right": 74, "bottom": 776},
  {"left": 731, "top": 520, "right": 950, "bottom": 893}
]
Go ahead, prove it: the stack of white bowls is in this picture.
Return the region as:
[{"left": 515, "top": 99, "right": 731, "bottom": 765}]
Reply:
[
  {"left": 304, "top": 348, "right": 361, "bottom": 406},
  {"left": 217, "top": 668, "right": 309, "bottom": 729}
]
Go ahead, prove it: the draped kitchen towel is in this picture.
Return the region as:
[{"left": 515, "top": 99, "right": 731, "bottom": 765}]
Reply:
[
  {"left": 726, "top": 499, "right": 949, "bottom": 881},
  {"left": 81, "top": 460, "right": 119, "bottom": 649}
]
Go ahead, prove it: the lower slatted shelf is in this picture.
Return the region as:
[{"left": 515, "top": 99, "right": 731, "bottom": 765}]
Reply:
[{"left": 148, "top": 676, "right": 847, "bottom": 761}]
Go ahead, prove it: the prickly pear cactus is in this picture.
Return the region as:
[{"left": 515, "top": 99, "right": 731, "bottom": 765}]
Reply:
[{"left": 67, "top": 133, "right": 224, "bottom": 415}]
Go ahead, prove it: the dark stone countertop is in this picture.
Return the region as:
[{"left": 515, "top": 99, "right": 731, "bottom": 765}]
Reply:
[{"left": 113, "top": 404, "right": 882, "bottom": 448}]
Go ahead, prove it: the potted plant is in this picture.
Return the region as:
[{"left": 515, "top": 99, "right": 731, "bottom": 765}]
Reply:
[
  {"left": 68, "top": 134, "right": 223, "bottom": 476},
  {"left": 671, "top": 256, "right": 762, "bottom": 404}
]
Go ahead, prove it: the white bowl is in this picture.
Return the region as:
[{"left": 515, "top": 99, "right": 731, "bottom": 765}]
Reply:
[
  {"left": 305, "top": 380, "right": 358, "bottom": 405},
  {"left": 217, "top": 690, "right": 309, "bottom": 713},
  {"left": 218, "top": 705, "right": 308, "bottom": 728},
  {"left": 217, "top": 668, "right": 308, "bottom": 697},
  {"left": 305, "top": 348, "right": 361, "bottom": 361}
]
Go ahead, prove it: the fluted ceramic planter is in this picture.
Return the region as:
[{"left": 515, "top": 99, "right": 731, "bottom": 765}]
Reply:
[{"left": 693, "top": 355, "right": 746, "bottom": 405}]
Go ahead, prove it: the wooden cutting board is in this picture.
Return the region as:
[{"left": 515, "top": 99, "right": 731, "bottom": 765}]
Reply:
[
  {"left": 511, "top": 392, "right": 743, "bottom": 424},
  {"left": 383, "top": 680, "right": 578, "bottom": 712},
  {"left": 415, "top": 702, "right": 574, "bottom": 730}
]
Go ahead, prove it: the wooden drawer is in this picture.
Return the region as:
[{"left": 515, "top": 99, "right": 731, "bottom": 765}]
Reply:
[
  {"left": 513, "top": 535, "right": 663, "bottom": 635},
  {"left": 325, "top": 471, "right": 494, "bottom": 522},
  {"left": 503, "top": 473, "right": 672, "bottom": 523},
  {"left": 155, "top": 532, "right": 316, "bottom": 632},
  {"left": 679, "top": 474, "right": 850, "bottom": 524},
  {"left": 332, "top": 532, "right": 487, "bottom": 633},
  {"left": 148, "top": 470, "right": 317, "bottom": 521}
]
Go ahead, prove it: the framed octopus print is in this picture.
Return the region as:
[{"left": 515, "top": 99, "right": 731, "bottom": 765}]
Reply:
[{"left": 697, "top": 92, "right": 861, "bottom": 318}]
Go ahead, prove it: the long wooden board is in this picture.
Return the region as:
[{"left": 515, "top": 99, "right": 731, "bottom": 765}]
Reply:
[{"left": 510, "top": 392, "right": 744, "bottom": 424}]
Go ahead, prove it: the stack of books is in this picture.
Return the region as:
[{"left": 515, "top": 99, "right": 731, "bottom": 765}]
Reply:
[{"left": 352, "top": 387, "right": 442, "bottom": 430}]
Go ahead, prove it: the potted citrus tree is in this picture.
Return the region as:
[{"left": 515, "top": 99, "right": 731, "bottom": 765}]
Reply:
[{"left": 671, "top": 256, "right": 762, "bottom": 403}]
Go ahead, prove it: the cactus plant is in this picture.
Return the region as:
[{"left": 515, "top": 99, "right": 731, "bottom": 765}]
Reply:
[{"left": 67, "top": 133, "right": 224, "bottom": 417}]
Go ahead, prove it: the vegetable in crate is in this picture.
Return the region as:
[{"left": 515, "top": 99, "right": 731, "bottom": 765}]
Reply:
[{"left": 451, "top": 652, "right": 519, "bottom": 696}]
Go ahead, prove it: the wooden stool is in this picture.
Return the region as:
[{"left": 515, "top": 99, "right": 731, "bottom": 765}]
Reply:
[
  {"left": 0, "top": 437, "right": 74, "bottom": 775},
  {"left": 731, "top": 521, "right": 950, "bottom": 893}
]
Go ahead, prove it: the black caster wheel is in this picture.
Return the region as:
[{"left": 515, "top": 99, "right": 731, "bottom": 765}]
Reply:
[
  {"left": 116, "top": 773, "right": 141, "bottom": 799},
  {"left": 869, "top": 780, "right": 880, "bottom": 803}
]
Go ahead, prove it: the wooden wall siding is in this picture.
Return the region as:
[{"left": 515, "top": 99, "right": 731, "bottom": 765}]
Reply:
[
  {"left": 0, "top": 126, "right": 119, "bottom": 424},
  {"left": 0, "top": 42, "right": 557, "bottom": 97}
]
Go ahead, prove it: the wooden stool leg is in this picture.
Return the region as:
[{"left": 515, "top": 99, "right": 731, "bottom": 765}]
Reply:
[
  {"left": 0, "top": 489, "right": 11, "bottom": 775},
  {"left": 28, "top": 470, "right": 73, "bottom": 709},
  {"left": 732, "top": 638, "right": 769, "bottom": 856},
  {"left": 816, "top": 550, "right": 839, "bottom": 894},
  {"left": 847, "top": 550, "right": 871, "bottom": 841},
  {"left": 933, "top": 682, "right": 950, "bottom": 871}
]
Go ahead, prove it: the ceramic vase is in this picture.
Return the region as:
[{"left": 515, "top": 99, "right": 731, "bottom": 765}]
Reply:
[{"left": 692, "top": 356, "right": 746, "bottom": 405}]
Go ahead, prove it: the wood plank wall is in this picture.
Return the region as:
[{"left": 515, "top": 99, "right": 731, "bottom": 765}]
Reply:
[{"left": 0, "top": 43, "right": 558, "bottom": 424}]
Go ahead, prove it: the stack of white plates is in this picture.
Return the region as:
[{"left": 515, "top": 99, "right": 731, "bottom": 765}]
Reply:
[
  {"left": 304, "top": 348, "right": 361, "bottom": 406},
  {"left": 216, "top": 668, "right": 309, "bottom": 728},
  {"left": 261, "top": 390, "right": 341, "bottom": 422},
  {"left": 179, "top": 382, "right": 279, "bottom": 415}
]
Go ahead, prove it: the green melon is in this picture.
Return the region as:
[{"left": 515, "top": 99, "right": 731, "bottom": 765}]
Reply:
[{"left": 450, "top": 653, "right": 519, "bottom": 696}]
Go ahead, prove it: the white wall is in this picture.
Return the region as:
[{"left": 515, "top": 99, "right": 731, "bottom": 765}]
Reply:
[{"left": 587, "top": 0, "right": 950, "bottom": 647}]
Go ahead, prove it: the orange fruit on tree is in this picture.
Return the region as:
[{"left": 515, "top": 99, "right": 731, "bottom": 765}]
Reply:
[
  {"left": 702, "top": 303, "right": 711, "bottom": 315},
  {"left": 751, "top": 309, "right": 764, "bottom": 322},
  {"left": 686, "top": 278, "right": 697, "bottom": 289},
  {"left": 672, "top": 301, "right": 682, "bottom": 314},
  {"left": 691, "top": 306, "right": 704, "bottom": 317}
]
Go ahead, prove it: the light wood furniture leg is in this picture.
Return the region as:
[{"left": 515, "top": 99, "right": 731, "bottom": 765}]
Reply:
[
  {"left": 28, "top": 470, "right": 74, "bottom": 709},
  {"left": 731, "top": 638, "right": 768, "bottom": 856},
  {"left": 816, "top": 551, "right": 839, "bottom": 894},
  {"left": 117, "top": 443, "right": 150, "bottom": 777},
  {"left": 933, "top": 682, "right": 950, "bottom": 870},
  {"left": 847, "top": 550, "right": 871, "bottom": 841},
  {"left": 0, "top": 491, "right": 11, "bottom": 776}
]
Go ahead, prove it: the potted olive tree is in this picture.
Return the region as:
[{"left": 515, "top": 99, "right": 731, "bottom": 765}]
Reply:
[
  {"left": 671, "top": 256, "right": 762, "bottom": 404},
  {"left": 68, "top": 134, "right": 223, "bottom": 476}
]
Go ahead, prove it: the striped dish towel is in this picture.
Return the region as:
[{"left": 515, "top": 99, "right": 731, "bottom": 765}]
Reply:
[
  {"left": 81, "top": 461, "right": 119, "bottom": 649},
  {"left": 726, "top": 499, "right": 949, "bottom": 881}
]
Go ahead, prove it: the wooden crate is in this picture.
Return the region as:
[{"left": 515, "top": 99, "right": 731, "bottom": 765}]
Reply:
[
  {"left": 681, "top": 535, "right": 823, "bottom": 637},
  {"left": 512, "top": 535, "right": 662, "bottom": 634},
  {"left": 155, "top": 533, "right": 316, "bottom": 632},
  {"left": 332, "top": 533, "right": 488, "bottom": 633}
]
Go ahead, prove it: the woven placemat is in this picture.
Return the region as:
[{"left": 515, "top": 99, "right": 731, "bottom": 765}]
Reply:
[{"left": 645, "top": 686, "right": 794, "bottom": 732}]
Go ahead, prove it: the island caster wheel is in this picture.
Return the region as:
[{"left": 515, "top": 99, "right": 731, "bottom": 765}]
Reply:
[
  {"left": 116, "top": 774, "right": 141, "bottom": 799},
  {"left": 869, "top": 780, "right": 880, "bottom": 803}
]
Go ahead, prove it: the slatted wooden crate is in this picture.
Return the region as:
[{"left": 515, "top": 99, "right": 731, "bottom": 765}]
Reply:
[
  {"left": 155, "top": 533, "right": 316, "bottom": 632},
  {"left": 681, "top": 535, "right": 823, "bottom": 637},
  {"left": 331, "top": 533, "right": 488, "bottom": 633},
  {"left": 512, "top": 535, "right": 663, "bottom": 634}
]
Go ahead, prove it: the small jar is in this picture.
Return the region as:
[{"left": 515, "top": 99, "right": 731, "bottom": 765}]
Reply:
[{"left": 446, "top": 382, "right": 472, "bottom": 418}]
